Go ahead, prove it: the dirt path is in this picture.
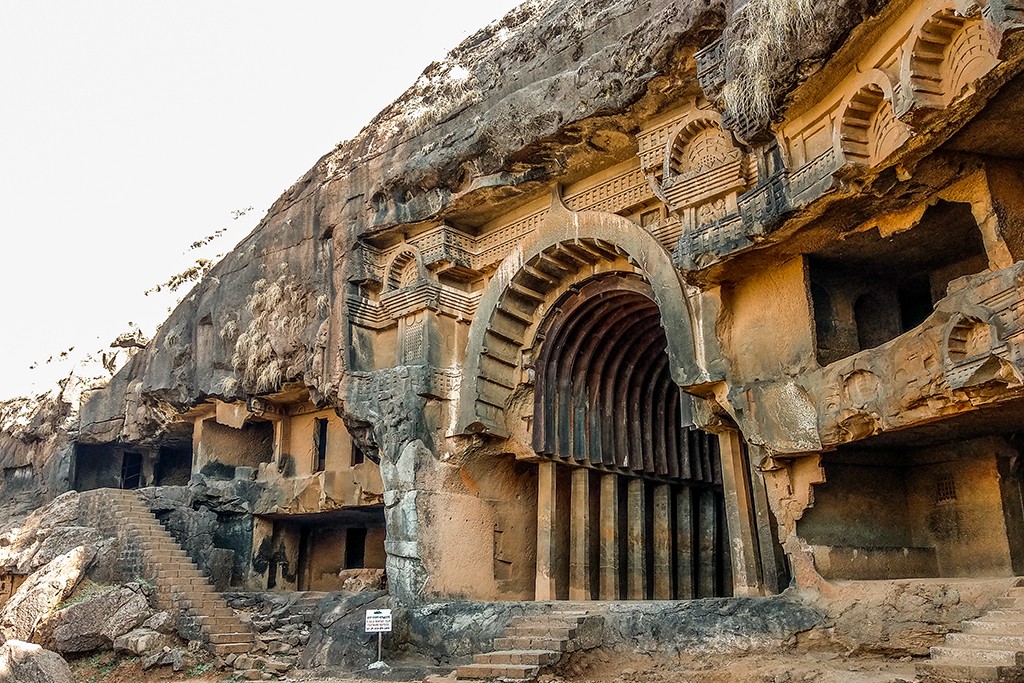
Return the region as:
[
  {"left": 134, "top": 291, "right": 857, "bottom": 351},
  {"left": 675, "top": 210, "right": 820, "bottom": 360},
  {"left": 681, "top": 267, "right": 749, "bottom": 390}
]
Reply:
[
  {"left": 290, "top": 650, "right": 918, "bottom": 683},
  {"left": 71, "top": 648, "right": 920, "bottom": 683}
]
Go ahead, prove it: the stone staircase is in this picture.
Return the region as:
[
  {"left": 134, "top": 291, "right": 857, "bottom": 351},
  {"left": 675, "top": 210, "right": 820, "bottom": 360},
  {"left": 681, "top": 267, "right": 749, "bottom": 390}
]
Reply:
[
  {"left": 919, "top": 579, "right": 1024, "bottom": 683},
  {"left": 456, "top": 610, "right": 603, "bottom": 681},
  {"left": 80, "top": 488, "right": 254, "bottom": 658}
]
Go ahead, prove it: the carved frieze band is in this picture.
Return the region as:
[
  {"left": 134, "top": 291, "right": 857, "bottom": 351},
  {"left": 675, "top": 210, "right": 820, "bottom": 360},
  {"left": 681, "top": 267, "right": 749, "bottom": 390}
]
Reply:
[{"left": 350, "top": 164, "right": 657, "bottom": 327}]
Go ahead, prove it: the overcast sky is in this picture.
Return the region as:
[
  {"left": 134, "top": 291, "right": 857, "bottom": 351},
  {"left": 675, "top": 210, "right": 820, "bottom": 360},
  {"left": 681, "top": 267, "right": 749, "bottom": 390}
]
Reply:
[{"left": 0, "top": 1, "right": 525, "bottom": 400}]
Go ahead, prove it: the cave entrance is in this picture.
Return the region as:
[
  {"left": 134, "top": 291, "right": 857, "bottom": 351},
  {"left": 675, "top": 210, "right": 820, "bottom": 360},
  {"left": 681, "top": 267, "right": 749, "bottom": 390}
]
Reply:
[
  {"left": 259, "top": 507, "right": 387, "bottom": 592},
  {"left": 530, "top": 273, "right": 732, "bottom": 600},
  {"left": 797, "top": 403, "right": 1024, "bottom": 580}
]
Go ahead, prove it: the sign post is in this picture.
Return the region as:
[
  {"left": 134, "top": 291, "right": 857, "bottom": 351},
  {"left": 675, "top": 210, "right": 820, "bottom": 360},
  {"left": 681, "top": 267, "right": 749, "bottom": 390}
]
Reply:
[{"left": 365, "top": 608, "right": 393, "bottom": 670}]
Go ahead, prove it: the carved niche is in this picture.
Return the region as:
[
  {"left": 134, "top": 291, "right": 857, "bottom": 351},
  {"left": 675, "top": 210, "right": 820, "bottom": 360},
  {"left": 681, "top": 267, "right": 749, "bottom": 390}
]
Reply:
[
  {"left": 640, "top": 109, "right": 754, "bottom": 231},
  {"left": 941, "top": 307, "right": 1023, "bottom": 389}
]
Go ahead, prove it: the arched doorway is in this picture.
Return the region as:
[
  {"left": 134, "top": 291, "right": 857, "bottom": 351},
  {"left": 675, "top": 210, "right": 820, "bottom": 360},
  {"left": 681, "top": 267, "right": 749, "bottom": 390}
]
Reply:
[{"left": 531, "top": 272, "right": 732, "bottom": 600}]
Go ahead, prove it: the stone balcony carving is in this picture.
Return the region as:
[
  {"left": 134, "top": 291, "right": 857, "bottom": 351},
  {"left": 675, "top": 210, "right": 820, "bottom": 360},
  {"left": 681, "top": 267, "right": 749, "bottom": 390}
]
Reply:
[
  {"left": 674, "top": 171, "right": 790, "bottom": 269},
  {"left": 726, "top": 262, "right": 1024, "bottom": 456},
  {"left": 694, "top": 38, "right": 725, "bottom": 97}
]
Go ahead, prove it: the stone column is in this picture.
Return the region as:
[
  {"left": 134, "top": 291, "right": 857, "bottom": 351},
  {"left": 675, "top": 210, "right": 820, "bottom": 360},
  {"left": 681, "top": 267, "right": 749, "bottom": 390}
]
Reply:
[
  {"left": 718, "top": 430, "right": 763, "bottom": 596},
  {"left": 599, "top": 473, "right": 620, "bottom": 600},
  {"left": 569, "top": 467, "right": 592, "bottom": 600},
  {"left": 626, "top": 478, "right": 647, "bottom": 599},
  {"left": 652, "top": 484, "right": 672, "bottom": 599},
  {"left": 536, "top": 460, "right": 558, "bottom": 600},
  {"left": 697, "top": 488, "right": 718, "bottom": 598},
  {"left": 675, "top": 487, "right": 694, "bottom": 599}
]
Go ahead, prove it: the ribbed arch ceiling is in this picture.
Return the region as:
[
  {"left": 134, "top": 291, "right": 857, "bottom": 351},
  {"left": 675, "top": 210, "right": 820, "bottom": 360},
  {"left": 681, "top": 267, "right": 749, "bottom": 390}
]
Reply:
[{"left": 532, "top": 272, "right": 719, "bottom": 485}]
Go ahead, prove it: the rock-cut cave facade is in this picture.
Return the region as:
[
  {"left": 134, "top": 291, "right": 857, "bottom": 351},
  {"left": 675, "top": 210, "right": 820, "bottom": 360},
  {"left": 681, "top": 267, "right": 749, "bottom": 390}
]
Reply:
[{"left": 56, "top": 0, "right": 1024, "bottom": 612}]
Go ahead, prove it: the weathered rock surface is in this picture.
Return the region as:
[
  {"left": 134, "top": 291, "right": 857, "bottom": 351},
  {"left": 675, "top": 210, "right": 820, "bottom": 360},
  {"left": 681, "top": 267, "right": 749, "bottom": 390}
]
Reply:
[
  {"left": 299, "top": 590, "right": 399, "bottom": 669},
  {"left": 48, "top": 582, "right": 153, "bottom": 653},
  {"left": 0, "top": 491, "right": 81, "bottom": 573},
  {"left": 142, "top": 610, "right": 177, "bottom": 634},
  {"left": 141, "top": 646, "right": 190, "bottom": 672},
  {"left": 0, "top": 392, "right": 76, "bottom": 531},
  {"left": 135, "top": 481, "right": 263, "bottom": 590},
  {"left": 0, "top": 639, "right": 74, "bottom": 683},
  {"left": 0, "top": 545, "right": 95, "bottom": 642},
  {"left": 113, "top": 626, "right": 177, "bottom": 656},
  {"left": 74, "top": 0, "right": 731, "bottom": 426},
  {"left": 300, "top": 594, "right": 824, "bottom": 672}
]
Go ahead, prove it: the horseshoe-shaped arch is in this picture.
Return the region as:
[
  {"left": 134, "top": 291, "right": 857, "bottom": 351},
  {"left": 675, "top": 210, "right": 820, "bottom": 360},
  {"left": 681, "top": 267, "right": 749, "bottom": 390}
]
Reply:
[{"left": 455, "top": 196, "right": 709, "bottom": 437}]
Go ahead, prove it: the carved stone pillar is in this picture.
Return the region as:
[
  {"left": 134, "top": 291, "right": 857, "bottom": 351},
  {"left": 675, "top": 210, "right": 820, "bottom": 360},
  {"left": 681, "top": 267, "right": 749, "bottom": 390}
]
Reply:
[
  {"left": 718, "top": 430, "right": 763, "bottom": 596},
  {"left": 626, "top": 478, "right": 647, "bottom": 599},
  {"left": 697, "top": 488, "right": 718, "bottom": 598},
  {"left": 599, "top": 473, "right": 620, "bottom": 600},
  {"left": 652, "top": 484, "right": 672, "bottom": 599},
  {"left": 536, "top": 460, "right": 559, "bottom": 600},
  {"left": 569, "top": 467, "right": 592, "bottom": 600},
  {"left": 675, "top": 486, "right": 694, "bottom": 599}
]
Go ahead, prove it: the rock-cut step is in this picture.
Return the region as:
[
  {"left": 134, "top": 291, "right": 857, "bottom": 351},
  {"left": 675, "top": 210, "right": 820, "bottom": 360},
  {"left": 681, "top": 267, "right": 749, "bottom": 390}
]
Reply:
[
  {"left": 455, "top": 611, "right": 603, "bottom": 681},
  {"left": 918, "top": 578, "right": 1024, "bottom": 683},
  {"left": 84, "top": 488, "right": 255, "bottom": 659}
]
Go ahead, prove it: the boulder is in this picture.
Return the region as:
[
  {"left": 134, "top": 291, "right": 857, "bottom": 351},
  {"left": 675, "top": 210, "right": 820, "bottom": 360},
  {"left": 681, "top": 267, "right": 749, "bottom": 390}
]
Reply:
[
  {"left": 0, "top": 639, "right": 74, "bottom": 683},
  {"left": 0, "top": 492, "right": 81, "bottom": 573},
  {"left": 0, "top": 544, "right": 94, "bottom": 641},
  {"left": 143, "top": 610, "right": 176, "bottom": 634},
  {"left": 50, "top": 582, "right": 153, "bottom": 653},
  {"left": 141, "top": 646, "right": 189, "bottom": 671},
  {"left": 299, "top": 590, "right": 398, "bottom": 669},
  {"left": 25, "top": 526, "right": 101, "bottom": 572},
  {"left": 113, "top": 627, "right": 177, "bottom": 656}
]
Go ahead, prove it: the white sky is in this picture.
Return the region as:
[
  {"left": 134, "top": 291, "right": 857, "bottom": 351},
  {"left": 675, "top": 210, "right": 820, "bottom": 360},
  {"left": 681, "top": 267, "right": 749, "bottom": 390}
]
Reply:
[{"left": 0, "top": 1, "right": 525, "bottom": 400}]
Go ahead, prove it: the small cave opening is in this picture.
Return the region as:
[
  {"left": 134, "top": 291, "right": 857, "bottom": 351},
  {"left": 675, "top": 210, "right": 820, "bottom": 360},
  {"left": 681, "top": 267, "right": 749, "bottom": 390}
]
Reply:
[{"left": 810, "top": 201, "right": 988, "bottom": 366}]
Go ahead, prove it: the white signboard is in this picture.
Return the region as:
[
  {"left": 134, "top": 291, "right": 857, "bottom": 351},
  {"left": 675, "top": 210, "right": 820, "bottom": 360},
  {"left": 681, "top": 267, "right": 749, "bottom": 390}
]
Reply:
[{"left": 365, "top": 608, "right": 393, "bottom": 633}]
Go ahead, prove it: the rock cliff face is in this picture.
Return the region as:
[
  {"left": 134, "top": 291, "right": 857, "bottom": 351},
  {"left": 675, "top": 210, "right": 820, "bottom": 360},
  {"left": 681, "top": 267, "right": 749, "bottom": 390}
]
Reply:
[
  {"left": 12, "top": 0, "right": 1024, "bottom": 676},
  {"left": 74, "top": 0, "right": 721, "bottom": 420},
  {"left": 0, "top": 393, "right": 76, "bottom": 525},
  {"left": 70, "top": 0, "right": 885, "bottom": 443},
  {"left": 0, "top": 0, "right": 905, "bottom": 610}
]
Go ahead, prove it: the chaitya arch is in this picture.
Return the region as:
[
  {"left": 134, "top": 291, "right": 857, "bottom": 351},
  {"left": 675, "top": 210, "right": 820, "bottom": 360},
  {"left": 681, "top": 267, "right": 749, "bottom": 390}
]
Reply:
[
  {"left": 456, "top": 194, "right": 713, "bottom": 438},
  {"left": 454, "top": 194, "right": 744, "bottom": 601}
]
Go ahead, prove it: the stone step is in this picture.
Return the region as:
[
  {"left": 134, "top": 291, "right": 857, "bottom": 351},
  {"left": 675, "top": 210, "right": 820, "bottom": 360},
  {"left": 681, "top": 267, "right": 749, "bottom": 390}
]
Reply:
[
  {"left": 211, "top": 642, "right": 252, "bottom": 655},
  {"left": 157, "top": 582, "right": 216, "bottom": 596},
  {"left": 509, "top": 614, "right": 588, "bottom": 626},
  {"left": 946, "top": 633, "right": 1024, "bottom": 650},
  {"left": 993, "top": 597, "right": 1024, "bottom": 610},
  {"left": 196, "top": 616, "right": 241, "bottom": 628},
  {"left": 201, "top": 618, "right": 249, "bottom": 634},
  {"left": 979, "top": 610, "right": 1024, "bottom": 623},
  {"left": 506, "top": 625, "right": 576, "bottom": 639},
  {"left": 456, "top": 663, "right": 540, "bottom": 680},
  {"left": 155, "top": 569, "right": 204, "bottom": 580},
  {"left": 473, "top": 650, "right": 560, "bottom": 666},
  {"left": 931, "top": 646, "right": 1022, "bottom": 666},
  {"left": 962, "top": 619, "right": 1024, "bottom": 636},
  {"left": 917, "top": 661, "right": 1004, "bottom": 683},
  {"left": 173, "top": 593, "right": 224, "bottom": 607},
  {"left": 208, "top": 632, "right": 254, "bottom": 644},
  {"left": 493, "top": 636, "right": 570, "bottom": 652}
]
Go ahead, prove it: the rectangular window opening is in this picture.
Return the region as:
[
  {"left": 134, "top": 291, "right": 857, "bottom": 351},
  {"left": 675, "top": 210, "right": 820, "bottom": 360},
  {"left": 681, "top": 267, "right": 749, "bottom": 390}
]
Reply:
[
  {"left": 313, "top": 418, "right": 328, "bottom": 473},
  {"left": 352, "top": 438, "right": 365, "bottom": 466},
  {"left": 121, "top": 452, "right": 143, "bottom": 489},
  {"left": 345, "top": 527, "right": 367, "bottom": 569}
]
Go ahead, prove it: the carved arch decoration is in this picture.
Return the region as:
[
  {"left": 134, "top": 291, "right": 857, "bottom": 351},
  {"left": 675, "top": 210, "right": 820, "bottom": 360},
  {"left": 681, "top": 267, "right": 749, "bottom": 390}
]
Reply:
[
  {"left": 455, "top": 195, "right": 710, "bottom": 437},
  {"left": 665, "top": 118, "right": 740, "bottom": 180},
  {"left": 940, "top": 304, "right": 1022, "bottom": 388},
  {"left": 530, "top": 272, "right": 719, "bottom": 482},
  {"left": 905, "top": 4, "right": 999, "bottom": 112},
  {"left": 837, "top": 71, "right": 910, "bottom": 166},
  {"left": 653, "top": 117, "right": 751, "bottom": 220},
  {"left": 384, "top": 247, "right": 427, "bottom": 292}
]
